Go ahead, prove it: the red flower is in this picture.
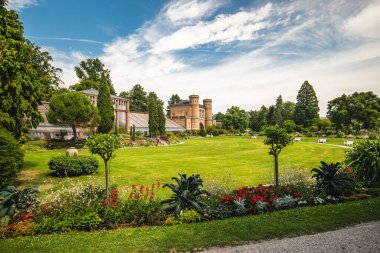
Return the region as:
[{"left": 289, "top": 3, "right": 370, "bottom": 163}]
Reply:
[
  {"left": 8, "top": 224, "right": 15, "bottom": 229},
  {"left": 139, "top": 185, "right": 144, "bottom": 193},
  {"left": 132, "top": 184, "right": 136, "bottom": 190},
  {"left": 128, "top": 192, "right": 134, "bottom": 200},
  {"left": 41, "top": 205, "right": 49, "bottom": 213},
  {"left": 292, "top": 191, "right": 301, "bottom": 198},
  {"left": 156, "top": 181, "right": 161, "bottom": 188},
  {"left": 273, "top": 194, "right": 279, "bottom": 200},
  {"left": 345, "top": 167, "right": 352, "bottom": 174}
]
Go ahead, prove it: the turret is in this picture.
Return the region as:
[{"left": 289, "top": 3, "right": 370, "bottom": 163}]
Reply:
[
  {"left": 203, "top": 99, "right": 213, "bottom": 128},
  {"left": 189, "top": 95, "right": 200, "bottom": 130}
]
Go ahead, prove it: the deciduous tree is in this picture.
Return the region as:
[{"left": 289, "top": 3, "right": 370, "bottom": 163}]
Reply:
[{"left": 223, "top": 106, "right": 249, "bottom": 132}]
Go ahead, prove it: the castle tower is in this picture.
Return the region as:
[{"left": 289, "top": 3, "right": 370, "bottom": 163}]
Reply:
[
  {"left": 189, "top": 95, "right": 200, "bottom": 130},
  {"left": 203, "top": 99, "right": 213, "bottom": 128}
]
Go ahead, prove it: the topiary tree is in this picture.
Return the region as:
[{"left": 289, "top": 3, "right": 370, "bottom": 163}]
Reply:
[
  {"left": 264, "top": 126, "right": 293, "bottom": 187},
  {"left": 86, "top": 134, "right": 121, "bottom": 197},
  {"left": 0, "top": 128, "right": 24, "bottom": 188}
]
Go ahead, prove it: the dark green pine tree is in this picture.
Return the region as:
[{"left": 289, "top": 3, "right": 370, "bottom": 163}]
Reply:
[
  {"left": 97, "top": 75, "right": 114, "bottom": 133},
  {"left": 294, "top": 81, "right": 320, "bottom": 127},
  {"left": 274, "top": 95, "right": 283, "bottom": 126},
  {"left": 157, "top": 99, "right": 166, "bottom": 135}
]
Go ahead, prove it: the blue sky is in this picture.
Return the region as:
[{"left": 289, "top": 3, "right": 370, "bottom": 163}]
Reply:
[{"left": 7, "top": 0, "right": 380, "bottom": 115}]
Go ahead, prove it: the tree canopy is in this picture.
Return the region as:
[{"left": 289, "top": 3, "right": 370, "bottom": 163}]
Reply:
[
  {"left": 294, "top": 81, "right": 320, "bottom": 127},
  {"left": 327, "top": 92, "right": 380, "bottom": 131},
  {"left": 129, "top": 84, "right": 148, "bottom": 112},
  {"left": 46, "top": 91, "right": 98, "bottom": 140},
  {"left": 70, "top": 58, "right": 116, "bottom": 95},
  {"left": 0, "top": 1, "right": 62, "bottom": 139},
  {"left": 223, "top": 106, "right": 249, "bottom": 132},
  {"left": 167, "top": 94, "right": 181, "bottom": 109}
]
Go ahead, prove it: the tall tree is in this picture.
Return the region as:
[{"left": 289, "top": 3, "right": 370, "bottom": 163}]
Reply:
[
  {"left": 0, "top": 1, "right": 62, "bottom": 139},
  {"left": 282, "top": 101, "right": 296, "bottom": 121},
  {"left": 119, "top": 91, "right": 130, "bottom": 99},
  {"left": 97, "top": 76, "right": 114, "bottom": 133},
  {"left": 129, "top": 84, "right": 148, "bottom": 112},
  {"left": 70, "top": 58, "right": 116, "bottom": 95},
  {"left": 274, "top": 95, "right": 283, "bottom": 126},
  {"left": 294, "top": 81, "right": 320, "bottom": 127},
  {"left": 264, "top": 126, "right": 293, "bottom": 187},
  {"left": 266, "top": 105, "right": 277, "bottom": 126},
  {"left": 147, "top": 92, "right": 165, "bottom": 136},
  {"left": 249, "top": 110, "right": 261, "bottom": 132},
  {"left": 46, "top": 92, "right": 99, "bottom": 141},
  {"left": 327, "top": 92, "right": 380, "bottom": 131},
  {"left": 223, "top": 106, "right": 249, "bottom": 132}
]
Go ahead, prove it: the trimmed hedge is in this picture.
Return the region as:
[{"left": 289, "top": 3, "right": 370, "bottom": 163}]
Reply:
[
  {"left": 0, "top": 128, "right": 24, "bottom": 188},
  {"left": 48, "top": 156, "right": 99, "bottom": 177}
]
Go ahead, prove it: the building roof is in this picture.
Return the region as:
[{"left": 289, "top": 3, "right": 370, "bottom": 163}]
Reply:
[
  {"left": 130, "top": 112, "right": 185, "bottom": 132},
  {"left": 80, "top": 88, "right": 127, "bottom": 100},
  {"left": 170, "top": 100, "right": 205, "bottom": 108}
]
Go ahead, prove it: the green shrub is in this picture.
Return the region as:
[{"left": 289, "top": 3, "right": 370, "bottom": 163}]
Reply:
[
  {"left": 48, "top": 156, "right": 99, "bottom": 177},
  {"left": 163, "top": 216, "right": 179, "bottom": 226},
  {"left": 311, "top": 161, "right": 354, "bottom": 197},
  {"left": 0, "top": 186, "right": 39, "bottom": 219},
  {"left": 178, "top": 209, "right": 202, "bottom": 224},
  {"left": 33, "top": 215, "right": 73, "bottom": 234},
  {"left": 0, "top": 128, "right": 24, "bottom": 188},
  {"left": 74, "top": 212, "right": 101, "bottom": 231},
  {"left": 21, "top": 141, "right": 47, "bottom": 151},
  {"left": 341, "top": 193, "right": 371, "bottom": 202},
  {"left": 345, "top": 139, "right": 380, "bottom": 185},
  {"left": 161, "top": 174, "right": 209, "bottom": 217}
]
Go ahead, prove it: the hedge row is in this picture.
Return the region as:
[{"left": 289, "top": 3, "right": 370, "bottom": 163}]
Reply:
[{"left": 48, "top": 156, "right": 99, "bottom": 177}]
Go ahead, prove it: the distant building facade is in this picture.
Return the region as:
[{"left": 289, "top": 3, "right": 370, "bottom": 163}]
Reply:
[
  {"left": 30, "top": 89, "right": 185, "bottom": 139},
  {"left": 167, "top": 95, "right": 213, "bottom": 131}
]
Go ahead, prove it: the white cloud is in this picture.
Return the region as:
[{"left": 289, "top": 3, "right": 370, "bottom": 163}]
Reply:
[
  {"left": 164, "top": 0, "right": 226, "bottom": 24},
  {"left": 152, "top": 3, "right": 273, "bottom": 53},
  {"left": 344, "top": 0, "right": 380, "bottom": 38},
  {"left": 6, "top": 0, "right": 38, "bottom": 11},
  {"left": 47, "top": 0, "right": 380, "bottom": 116}
]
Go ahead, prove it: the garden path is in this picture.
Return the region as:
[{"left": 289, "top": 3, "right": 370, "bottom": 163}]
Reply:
[{"left": 202, "top": 221, "right": 380, "bottom": 253}]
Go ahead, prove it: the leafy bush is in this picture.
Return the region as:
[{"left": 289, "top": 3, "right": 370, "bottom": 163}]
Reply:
[
  {"left": 48, "top": 156, "right": 99, "bottom": 176},
  {"left": 0, "top": 128, "right": 24, "bottom": 188},
  {"left": 163, "top": 216, "right": 179, "bottom": 226},
  {"left": 74, "top": 212, "right": 101, "bottom": 231},
  {"left": 178, "top": 209, "right": 202, "bottom": 224},
  {"left": 46, "top": 139, "right": 86, "bottom": 150},
  {"left": 345, "top": 139, "right": 380, "bottom": 185},
  {"left": 0, "top": 186, "right": 39, "bottom": 220},
  {"left": 21, "top": 141, "right": 47, "bottom": 151},
  {"left": 161, "top": 174, "right": 209, "bottom": 217},
  {"left": 311, "top": 161, "right": 354, "bottom": 197}
]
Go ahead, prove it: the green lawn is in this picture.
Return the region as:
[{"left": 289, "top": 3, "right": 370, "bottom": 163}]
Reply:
[
  {"left": 19, "top": 136, "right": 351, "bottom": 196},
  {"left": 2, "top": 197, "right": 379, "bottom": 253}
]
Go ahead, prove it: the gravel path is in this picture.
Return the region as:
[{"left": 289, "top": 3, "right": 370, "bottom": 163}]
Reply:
[{"left": 202, "top": 221, "right": 380, "bottom": 253}]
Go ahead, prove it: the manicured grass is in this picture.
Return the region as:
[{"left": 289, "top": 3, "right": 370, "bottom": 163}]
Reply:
[
  {"left": 2, "top": 197, "right": 379, "bottom": 252},
  {"left": 19, "top": 136, "right": 350, "bottom": 196}
]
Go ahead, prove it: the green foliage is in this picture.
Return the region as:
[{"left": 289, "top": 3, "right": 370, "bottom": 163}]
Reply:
[
  {"left": 283, "top": 120, "right": 296, "bottom": 133},
  {"left": 0, "top": 4, "right": 61, "bottom": 139},
  {"left": 48, "top": 156, "right": 99, "bottom": 177},
  {"left": 311, "top": 161, "right": 354, "bottom": 197},
  {"left": 345, "top": 139, "right": 380, "bottom": 184},
  {"left": 294, "top": 81, "right": 320, "bottom": 127},
  {"left": 222, "top": 106, "right": 249, "bottom": 132},
  {"left": 167, "top": 94, "right": 181, "bottom": 110},
  {"left": 178, "top": 209, "right": 202, "bottom": 224},
  {"left": 0, "top": 128, "right": 24, "bottom": 188},
  {"left": 147, "top": 92, "right": 166, "bottom": 137},
  {"left": 97, "top": 78, "right": 114, "bottom": 133},
  {"left": 129, "top": 84, "right": 148, "bottom": 112},
  {"left": 47, "top": 91, "right": 99, "bottom": 140},
  {"left": 327, "top": 92, "right": 380, "bottom": 131},
  {"left": 163, "top": 216, "right": 179, "bottom": 226},
  {"left": 162, "top": 174, "right": 209, "bottom": 217},
  {"left": 74, "top": 212, "right": 101, "bottom": 231},
  {"left": 70, "top": 58, "right": 116, "bottom": 95},
  {"left": 264, "top": 126, "right": 293, "bottom": 187},
  {"left": 0, "top": 186, "right": 39, "bottom": 219},
  {"left": 86, "top": 134, "right": 121, "bottom": 196}
]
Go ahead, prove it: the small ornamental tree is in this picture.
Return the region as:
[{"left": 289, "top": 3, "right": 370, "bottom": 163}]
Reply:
[
  {"left": 86, "top": 134, "right": 121, "bottom": 197},
  {"left": 264, "top": 126, "right": 293, "bottom": 187}
]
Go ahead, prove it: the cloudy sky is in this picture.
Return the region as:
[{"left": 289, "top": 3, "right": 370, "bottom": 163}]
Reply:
[{"left": 8, "top": 0, "right": 380, "bottom": 115}]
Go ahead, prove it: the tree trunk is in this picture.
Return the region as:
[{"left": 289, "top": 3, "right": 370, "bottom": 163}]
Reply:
[
  {"left": 105, "top": 160, "right": 109, "bottom": 198},
  {"left": 274, "top": 155, "right": 279, "bottom": 188},
  {"left": 72, "top": 125, "right": 77, "bottom": 144}
]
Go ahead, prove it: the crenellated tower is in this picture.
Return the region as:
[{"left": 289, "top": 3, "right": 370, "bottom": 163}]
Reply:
[
  {"left": 203, "top": 98, "right": 213, "bottom": 128},
  {"left": 189, "top": 95, "right": 200, "bottom": 130}
]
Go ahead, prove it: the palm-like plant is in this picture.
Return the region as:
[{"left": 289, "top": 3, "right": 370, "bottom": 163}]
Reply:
[
  {"left": 161, "top": 174, "right": 209, "bottom": 217},
  {"left": 311, "top": 161, "right": 354, "bottom": 197}
]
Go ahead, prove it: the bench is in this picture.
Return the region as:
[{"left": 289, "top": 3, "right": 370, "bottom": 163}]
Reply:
[
  {"left": 318, "top": 139, "right": 327, "bottom": 143},
  {"left": 294, "top": 137, "right": 301, "bottom": 142},
  {"left": 344, "top": 141, "right": 354, "bottom": 146},
  {"left": 251, "top": 135, "right": 257, "bottom": 139}
]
